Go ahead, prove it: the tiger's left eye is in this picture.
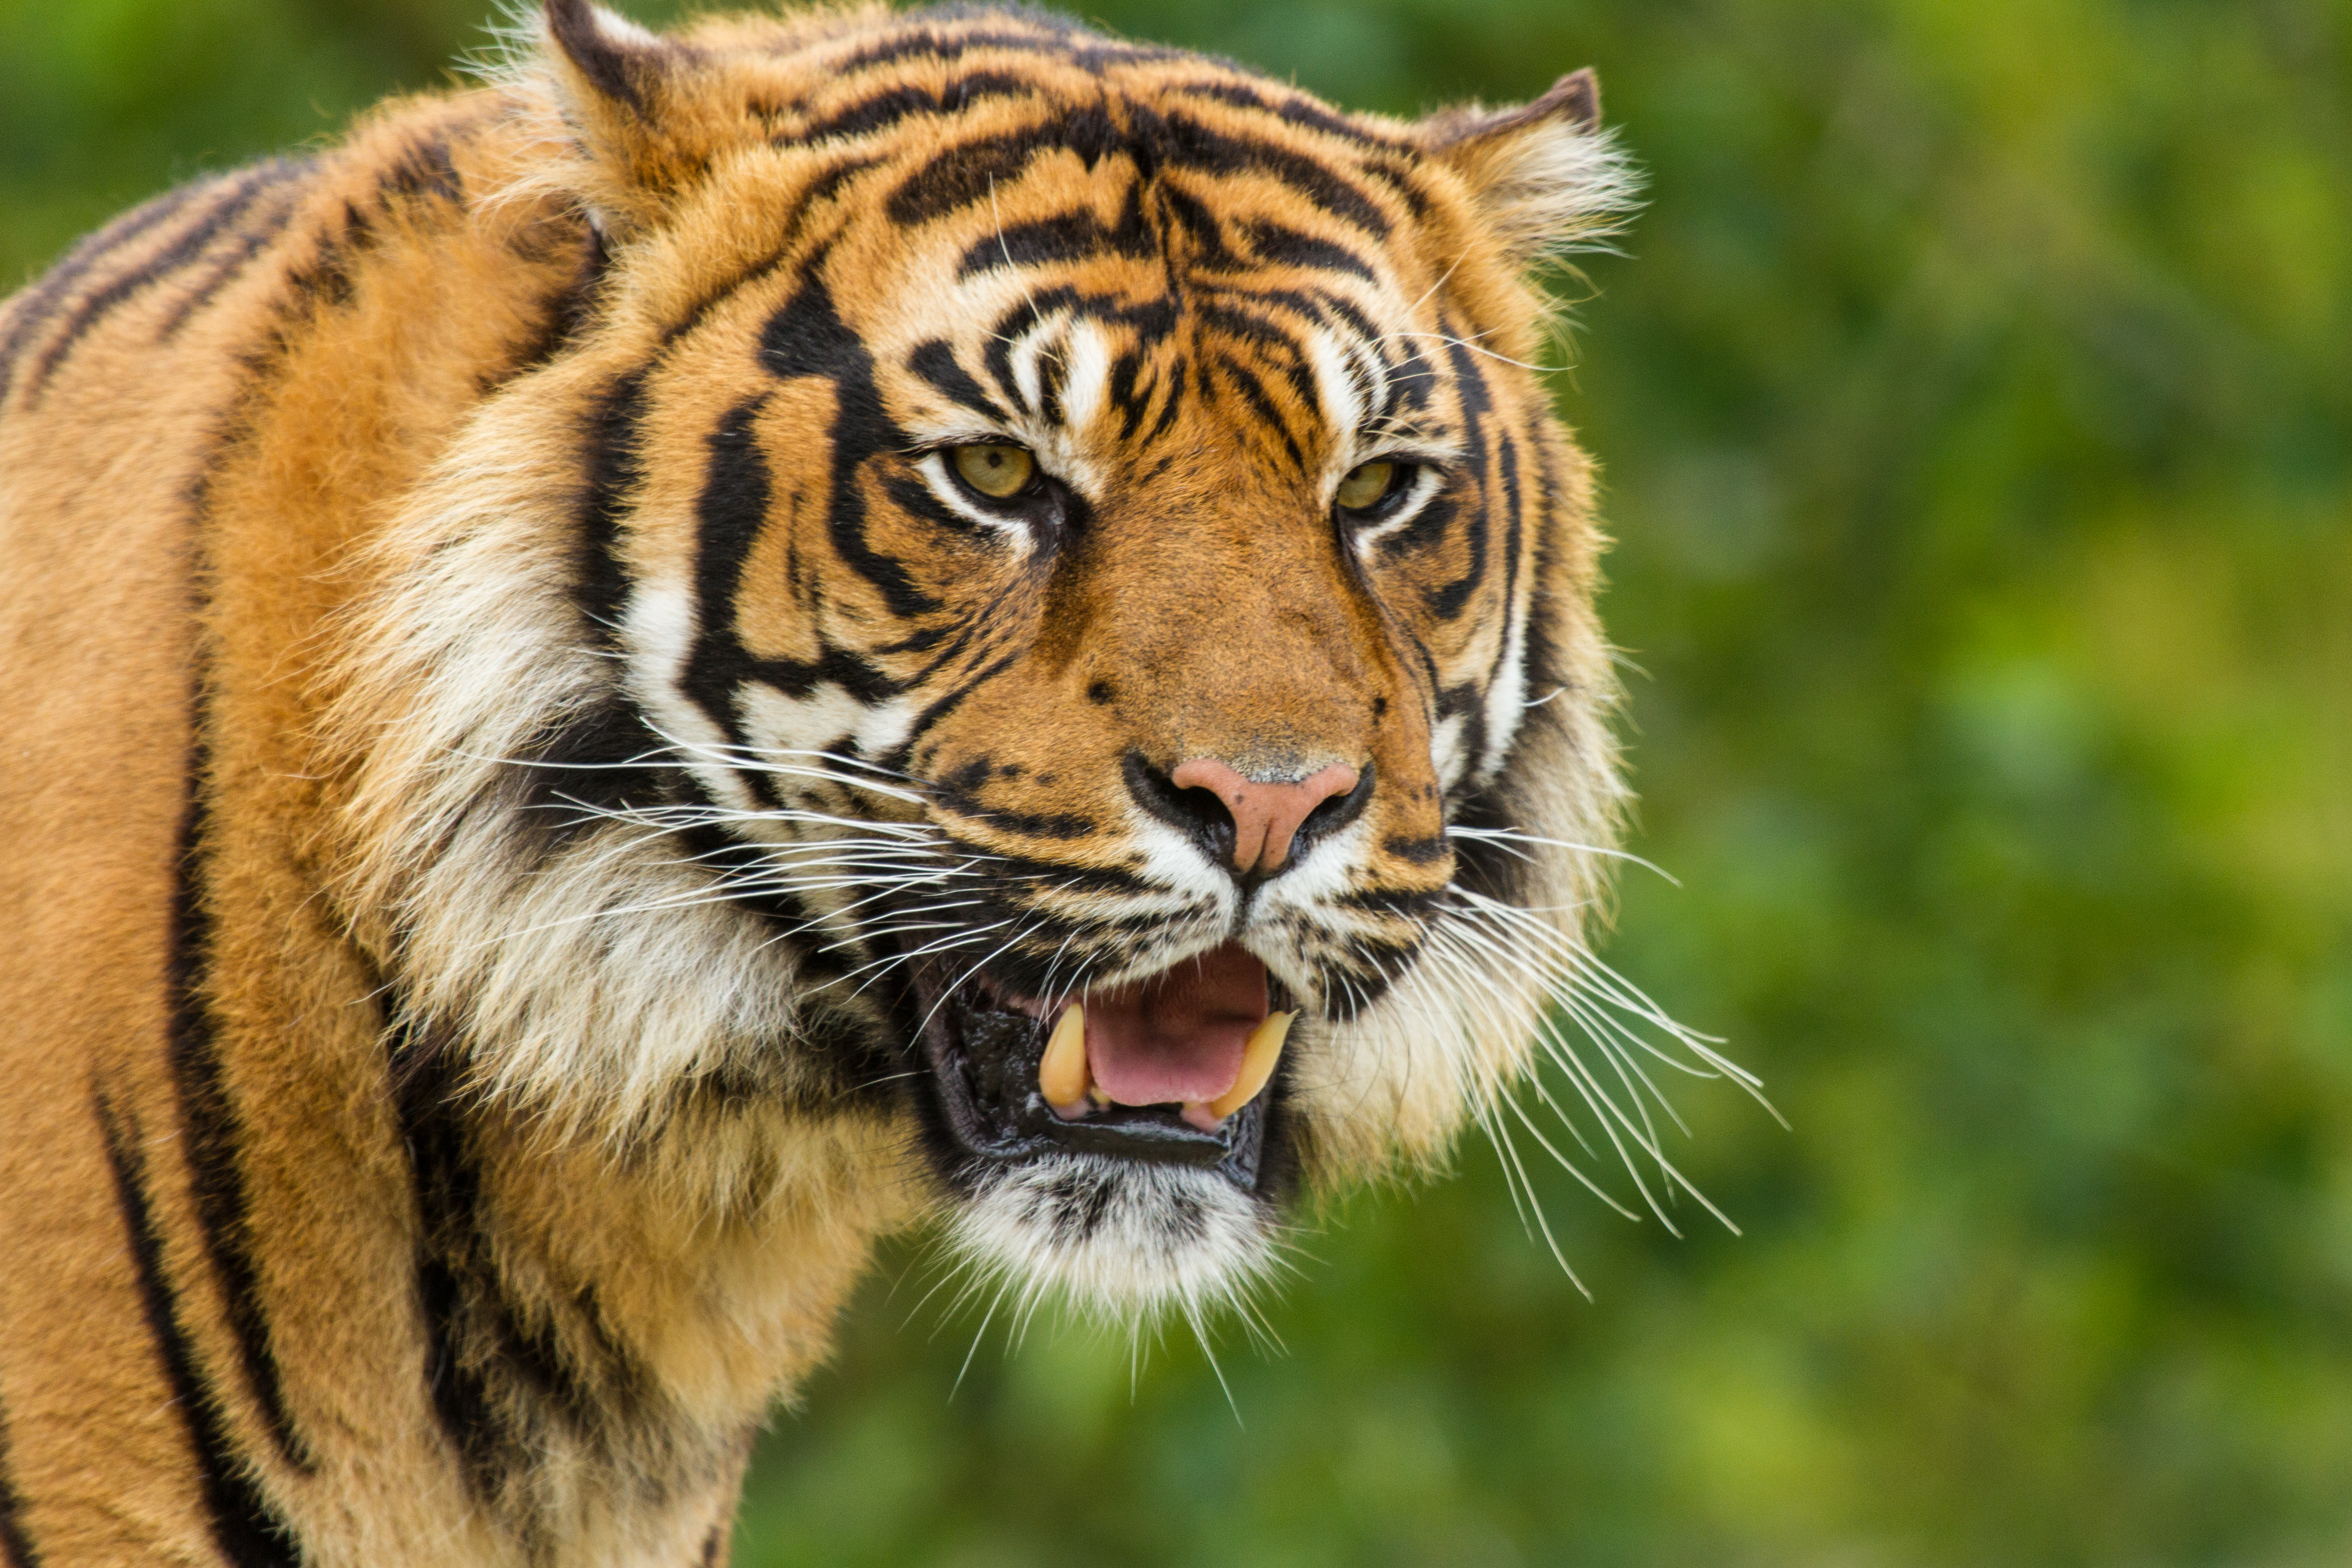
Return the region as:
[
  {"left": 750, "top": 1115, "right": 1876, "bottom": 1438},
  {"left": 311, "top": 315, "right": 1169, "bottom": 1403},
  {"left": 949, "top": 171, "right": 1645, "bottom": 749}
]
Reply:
[
  {"left": 952, "top": 443, "right": 1036, "bottom": 500},
  {"left": 1336, "top": 460, "right": 1401, "bottom": 512}
]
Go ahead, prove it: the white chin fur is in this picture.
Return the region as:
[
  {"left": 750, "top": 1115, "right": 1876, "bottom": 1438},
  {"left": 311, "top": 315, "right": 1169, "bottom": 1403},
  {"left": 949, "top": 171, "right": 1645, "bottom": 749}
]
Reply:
[{"left": 947, "top": 1156, "right": 1276, "bottom": 1323}]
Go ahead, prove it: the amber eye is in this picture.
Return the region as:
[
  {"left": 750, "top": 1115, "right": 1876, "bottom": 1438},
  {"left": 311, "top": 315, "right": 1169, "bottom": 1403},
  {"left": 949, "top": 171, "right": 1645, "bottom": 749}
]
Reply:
[
  {"left": 951, "top": 443, "right": 1036, "bottom": 500},
  {"left": 1336, "top": 460, "right": 1401, "bottom": 512}
]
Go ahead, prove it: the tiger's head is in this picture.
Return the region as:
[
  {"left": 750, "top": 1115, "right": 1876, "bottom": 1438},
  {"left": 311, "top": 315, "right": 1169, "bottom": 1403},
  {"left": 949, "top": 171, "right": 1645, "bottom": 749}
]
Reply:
[{"left": 329, "top": 0, "right": 1648, "bottom": 1323}]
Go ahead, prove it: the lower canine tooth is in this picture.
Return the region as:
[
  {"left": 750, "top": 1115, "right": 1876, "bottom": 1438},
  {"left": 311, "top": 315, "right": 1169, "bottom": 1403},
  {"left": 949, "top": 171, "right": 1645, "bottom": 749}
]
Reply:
[
  {"left": 1207, "top": 1011, "right": 1293, "bottom": 1120},
  {"left": 1039, "top": 1002, "right": 1088, "bottom": 1110}
]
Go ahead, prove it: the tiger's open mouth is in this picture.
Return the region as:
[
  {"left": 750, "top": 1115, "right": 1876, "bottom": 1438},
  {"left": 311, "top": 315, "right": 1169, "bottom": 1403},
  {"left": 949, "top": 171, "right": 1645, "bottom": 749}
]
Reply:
[{"left": 908, "top": 942, "right": 1294, "bottom": 1194}]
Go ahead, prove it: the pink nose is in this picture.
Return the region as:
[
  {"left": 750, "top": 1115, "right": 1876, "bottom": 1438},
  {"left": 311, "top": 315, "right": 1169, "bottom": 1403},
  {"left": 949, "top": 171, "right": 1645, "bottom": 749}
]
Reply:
[{"left": 1170, "top": 758, "right": 1362, "bottom": 875}]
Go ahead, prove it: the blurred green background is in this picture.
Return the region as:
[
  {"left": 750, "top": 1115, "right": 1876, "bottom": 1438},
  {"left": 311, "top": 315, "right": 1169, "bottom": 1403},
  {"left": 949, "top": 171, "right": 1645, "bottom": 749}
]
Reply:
[{"left": 7, "top": 0, "right": 2347, "bottom": 1561}]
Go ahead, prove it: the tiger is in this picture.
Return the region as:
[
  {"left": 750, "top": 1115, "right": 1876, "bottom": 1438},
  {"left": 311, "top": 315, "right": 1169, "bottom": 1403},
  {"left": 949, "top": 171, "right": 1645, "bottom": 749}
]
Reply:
[{"left": 0, "top": 0, "right": 1660, "bottom": 1562}]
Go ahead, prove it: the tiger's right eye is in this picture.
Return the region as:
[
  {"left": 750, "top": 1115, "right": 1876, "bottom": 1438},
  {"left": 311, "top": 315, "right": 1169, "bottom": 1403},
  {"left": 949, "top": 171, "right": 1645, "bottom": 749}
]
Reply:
[
  {"left": 1336, "top": 460, "right": 1401, "bottom": 512},
  {"left": 951, "top": 444, "right": 1036, "bottom": 500}
]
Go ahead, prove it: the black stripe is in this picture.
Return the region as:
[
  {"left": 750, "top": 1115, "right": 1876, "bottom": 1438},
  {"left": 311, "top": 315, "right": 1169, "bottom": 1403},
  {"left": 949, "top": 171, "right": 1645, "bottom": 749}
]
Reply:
[
  {"left": 575, "top": 372, "right": 649, "bottom": 648},
  {"left": 0, "top": 1391, "right": 39, "bottom": 1568},
  {"left": 1383, "top": 833, "right": 1451, "bottom": 865},
  {"left": 1380, "top": 340, "right": 1440, "bottom": 420},
  {"left": 977, "top": 285, "right": 1177, "bottom": 420},
  {"left": 1158, "top": 78, "right": 1415, "bottom": 157},
  {"left": 681, "top": 394, "right": 780, "bottom": 758},
  {"left": 760, "top": 266, "right": 936, "bottom": 617},
  {"left": 1490, "top": 428, "right": 1526, "bottom": 688},
  {"left": 1196, "top": 296, "right": 1324, "bottom": 422},
  {"left": 391, "top": 1029, "right": 519, "bottom": 1500},
  {"left": 1152, "top": 111, "right": 1391, "bottom": 239},
  {"left": 1152, "top": 181, "right": 1242, "bottom": 268},
  {"left": 1361, "top": 154, "right": 1436, "bottom": 222},
  {"left": 1425, "top": 334, "right": 1496, "bottom": 619},
  {"left": 1335, "top": 884, "right": 1443, "bottom": 919},
  {"left": 0, "top": 182, "right": 201, "bottom": 402},
  {"left": 165, "top": 761, "right": 314, "bottom": 1478},
  {"left": 800, "top": 71, "right": 1035, "bottom": 142},
  {"left": 886, "top": 126, "right": 1059, "bottom": 226},
  {"left": 94, "top": 1087, "right": 298, "bottom": 1567},
  {"left": 1274, "top": 96, "right": 1415, "bottom": 155},
  {"left": 933, "top": 798, "right": 1097, "bottom": 840},
  {"left": 837, "top": 24, "right": 1179, "bottom": 76},
  {"left": 1109, "top": 350, "right": 1150, "bottom": 439},
  {"left": 389, "top": 1009, "right": 673, "bottom": 1510},
  {"left": 22, "top": 161, "right": 308, "bottom": 405},
  {"left": 954, "top": 187, "right": 1153, "bottom": 279},
  {"left": 908, "top": 338, "right": 1009, "bottom": 422},
  {"left": 154, "top": 189, "right": 305, "bottom": 343},
  {"left": 1142, "top": 358, "right": 1186, "bottom": 446},
  {"left": 1215, "top": 357, "right": 1304, "bottom": 470},
  {"left": 376, "top": 135, "right": 463, "bottom": 205},
  {"left": 394, "top": 1018, "right": 647, "bottom": 1497},
  {"left": 1238, "top": 219, "right": 1376, "bottom": 282},
  {"left": 684, "top": 397, "right": 906, "bottom": 804}
]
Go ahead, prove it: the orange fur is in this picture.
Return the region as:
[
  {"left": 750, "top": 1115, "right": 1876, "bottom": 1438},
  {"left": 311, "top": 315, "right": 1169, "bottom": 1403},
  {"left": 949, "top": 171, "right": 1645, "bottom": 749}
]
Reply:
[{"left": 0, "top": 5, "right": 1635, "bottom": 1561}]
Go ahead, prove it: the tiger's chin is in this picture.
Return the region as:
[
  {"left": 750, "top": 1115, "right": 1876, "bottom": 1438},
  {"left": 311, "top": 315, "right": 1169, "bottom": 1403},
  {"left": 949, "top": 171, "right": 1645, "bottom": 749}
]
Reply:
[
  {"left": 902, "top": 946, "right": 1298, "bottom": 1318},
  {"left": 949, "top": 1157, "right": 1280, "bottom": 1324}
]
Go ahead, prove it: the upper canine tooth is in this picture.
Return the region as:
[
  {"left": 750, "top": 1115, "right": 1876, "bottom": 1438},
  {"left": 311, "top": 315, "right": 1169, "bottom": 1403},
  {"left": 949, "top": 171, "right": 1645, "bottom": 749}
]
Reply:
[
  {"left": 1207, "top": 1011, "right": 1293, "bottom": 1120},
  {"left": 1039, "top": 1002, "right": 1089, "bottom": 1111}
]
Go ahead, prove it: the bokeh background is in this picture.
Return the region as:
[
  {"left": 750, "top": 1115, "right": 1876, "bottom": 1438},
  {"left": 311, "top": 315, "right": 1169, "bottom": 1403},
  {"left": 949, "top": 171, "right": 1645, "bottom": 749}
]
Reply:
[{"left": 7, "top": 0, "right": 2348, "bottom": 1561}]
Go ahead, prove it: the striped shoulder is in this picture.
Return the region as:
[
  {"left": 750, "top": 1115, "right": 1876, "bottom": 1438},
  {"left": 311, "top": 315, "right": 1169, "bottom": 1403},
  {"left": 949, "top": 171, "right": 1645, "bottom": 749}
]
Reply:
[{"left": 0, "top": 159, "right": 317, "bottom": 413}]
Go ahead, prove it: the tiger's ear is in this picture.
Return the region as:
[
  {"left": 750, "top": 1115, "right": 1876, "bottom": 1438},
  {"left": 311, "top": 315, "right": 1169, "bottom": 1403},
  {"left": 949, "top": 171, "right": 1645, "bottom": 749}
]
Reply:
[
  {"left": 540, "top": 0, "right": 720, "bottom": 236},
  {"left": 1418, "top": 69, "right": 1639, "bottom": 268}
]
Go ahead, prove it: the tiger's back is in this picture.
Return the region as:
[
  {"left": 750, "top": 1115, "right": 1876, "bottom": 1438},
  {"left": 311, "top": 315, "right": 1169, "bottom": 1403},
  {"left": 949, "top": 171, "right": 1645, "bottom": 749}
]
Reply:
[{"left": 0, "top": 3, "right": 1645, "bottom": 1562}]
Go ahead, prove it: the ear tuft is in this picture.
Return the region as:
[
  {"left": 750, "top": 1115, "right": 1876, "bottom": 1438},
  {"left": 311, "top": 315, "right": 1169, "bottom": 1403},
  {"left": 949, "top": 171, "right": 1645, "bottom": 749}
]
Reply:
[
  {"left": 1420, "top": 68, "right": 1639, "bottom": 270},
  {"left": 538, "top": 0, "right": 705, "bottom": 235},
  {"left": 546, "top": 0, "right": 666, "bottom": 115}
]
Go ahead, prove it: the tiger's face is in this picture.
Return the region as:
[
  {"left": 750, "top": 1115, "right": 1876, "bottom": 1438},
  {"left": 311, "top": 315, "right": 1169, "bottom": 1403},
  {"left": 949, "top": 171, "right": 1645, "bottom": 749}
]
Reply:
[{"left": 338, "top": 2, "right": 1638, "bottom": 1320}]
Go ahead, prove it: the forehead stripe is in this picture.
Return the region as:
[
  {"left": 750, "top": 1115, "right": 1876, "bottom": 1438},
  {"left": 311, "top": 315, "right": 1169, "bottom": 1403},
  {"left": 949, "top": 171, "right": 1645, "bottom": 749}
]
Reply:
[
  {"left": 954, "top": 199, "right": 1155, "bottom": 281},
  {"left": 837, "top": 28, "right": 1183, "bottom": 75},
  {"left": 1196, "top": 299, "right": 1326, "bottom": 426},
  {"left": 1152, "top": 112, "right": 1392, "bottom": 239},
  {"left": 1217, "top": 357, "right": 1305, "bottom": 470},
  {"left": 798, "top": 71, "right": 1038, "bottom": 144},
  {"left": 1235, "top": 219, "right": 1377, "bottom": 283},
  {"left": 1142, "top": 358, "right": 1187, "bottom": 445},
  {"left": 880, "top": 105, "right": 1397, "bottom": 240}
]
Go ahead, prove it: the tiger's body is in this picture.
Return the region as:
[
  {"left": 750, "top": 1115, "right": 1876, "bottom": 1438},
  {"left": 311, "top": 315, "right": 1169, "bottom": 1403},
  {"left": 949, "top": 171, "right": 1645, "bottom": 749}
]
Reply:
[{"left": 0, "top": 3, "right": 1644, "bottom": 1562}]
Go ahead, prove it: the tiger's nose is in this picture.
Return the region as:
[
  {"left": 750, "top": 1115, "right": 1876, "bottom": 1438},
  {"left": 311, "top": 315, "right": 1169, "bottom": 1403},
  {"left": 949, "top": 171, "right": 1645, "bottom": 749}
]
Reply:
[{"left": 1168, "top": 758, "right": 1363, "bottom": 875}]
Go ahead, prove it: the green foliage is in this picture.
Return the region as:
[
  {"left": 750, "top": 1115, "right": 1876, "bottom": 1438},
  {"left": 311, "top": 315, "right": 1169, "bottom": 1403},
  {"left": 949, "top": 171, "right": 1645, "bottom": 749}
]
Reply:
[{"left": 6, "top": 0, "right": 2346, "bottom": 1560}]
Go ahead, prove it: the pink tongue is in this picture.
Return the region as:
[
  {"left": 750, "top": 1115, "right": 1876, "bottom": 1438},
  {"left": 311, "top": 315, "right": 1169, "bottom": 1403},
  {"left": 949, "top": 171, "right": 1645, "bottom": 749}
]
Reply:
[{"left": 1085, "top": 943, "right": 1268, "bottom": 1107}]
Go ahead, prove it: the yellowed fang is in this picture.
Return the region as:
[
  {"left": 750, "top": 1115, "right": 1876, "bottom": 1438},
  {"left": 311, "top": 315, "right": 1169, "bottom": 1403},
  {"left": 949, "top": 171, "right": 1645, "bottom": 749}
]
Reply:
[
  {"left": 1209, "top": 1011, "right": 1294, "bottom": 1120},
  {"left": 1039, "top": 1002, "right": 1089, "bottom": 1107}
]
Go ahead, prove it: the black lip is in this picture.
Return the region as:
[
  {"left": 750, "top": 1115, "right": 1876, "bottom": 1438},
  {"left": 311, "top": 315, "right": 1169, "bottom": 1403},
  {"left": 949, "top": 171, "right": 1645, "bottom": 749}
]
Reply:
[{"left": 907, "top": 967, "right": 1271, "bottom": 1191}]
